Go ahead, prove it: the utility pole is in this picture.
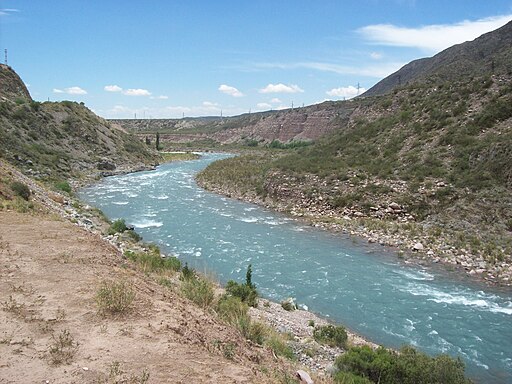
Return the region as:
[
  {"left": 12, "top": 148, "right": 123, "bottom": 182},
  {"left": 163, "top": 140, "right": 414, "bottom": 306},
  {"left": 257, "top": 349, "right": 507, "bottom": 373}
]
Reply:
[
  {"left": 357, "top": 82, "right": 361, "bottom": 95},
  {"left": 4, "top": 49, "right": 7, "bottom": 65}
]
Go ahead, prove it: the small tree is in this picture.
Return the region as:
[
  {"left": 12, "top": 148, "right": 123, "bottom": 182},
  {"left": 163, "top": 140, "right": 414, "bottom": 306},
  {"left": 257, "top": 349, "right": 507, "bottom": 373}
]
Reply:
[{"left": 155, "top": 132, "right": 160, "bottom": 150}]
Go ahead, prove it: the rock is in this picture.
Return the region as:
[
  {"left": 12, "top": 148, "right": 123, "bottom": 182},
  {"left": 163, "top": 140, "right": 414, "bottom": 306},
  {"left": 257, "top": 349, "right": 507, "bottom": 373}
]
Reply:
[
  {"left": 296, "top": 370, "right": 314, "bottom": 384},
  {"left": 97, "top": 159, "right": 116, "bottom": 171},
  {"left": 412, "top": 242, "right": 424, "bottom": 251},
  {"left": 389, "top": 202, "right": 401, "bottom": 210}
]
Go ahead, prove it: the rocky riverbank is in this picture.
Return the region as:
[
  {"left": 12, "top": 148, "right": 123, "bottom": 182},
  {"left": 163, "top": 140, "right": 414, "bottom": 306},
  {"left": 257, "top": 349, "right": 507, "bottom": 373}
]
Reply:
[{"left": 196, "top": 171, "right": 512, "bottom": 288}]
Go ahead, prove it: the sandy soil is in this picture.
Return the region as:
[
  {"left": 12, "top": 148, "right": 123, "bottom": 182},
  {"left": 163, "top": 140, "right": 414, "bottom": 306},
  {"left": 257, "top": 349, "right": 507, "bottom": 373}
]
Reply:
[{"left": 0, "top": 210, "right": 284, "bottom": 383}]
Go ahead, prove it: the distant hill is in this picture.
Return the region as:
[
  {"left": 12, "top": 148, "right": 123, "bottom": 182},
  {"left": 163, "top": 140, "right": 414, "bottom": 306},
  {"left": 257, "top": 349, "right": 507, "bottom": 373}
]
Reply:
[
  {"left": 363, "top": 19, "right": 512, "bottom": 97},
  {"left": 0, "top": 64, "right": 159, "bottom": 181}
]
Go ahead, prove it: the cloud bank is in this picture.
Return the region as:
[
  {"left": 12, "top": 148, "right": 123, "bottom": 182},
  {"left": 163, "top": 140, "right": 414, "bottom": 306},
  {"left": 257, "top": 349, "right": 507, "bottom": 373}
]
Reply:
[
  {"left": 358, "top": 14, "right": 512, "bottom": 53},
  {"left": 53, "top": 86, "right": 87, "bottom": 95}
]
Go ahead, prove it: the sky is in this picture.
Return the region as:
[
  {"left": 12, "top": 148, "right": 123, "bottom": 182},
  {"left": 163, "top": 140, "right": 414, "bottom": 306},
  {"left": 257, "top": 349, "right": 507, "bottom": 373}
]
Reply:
[{"left": 1, "top": 1, "right": 511, "bottom": 119}]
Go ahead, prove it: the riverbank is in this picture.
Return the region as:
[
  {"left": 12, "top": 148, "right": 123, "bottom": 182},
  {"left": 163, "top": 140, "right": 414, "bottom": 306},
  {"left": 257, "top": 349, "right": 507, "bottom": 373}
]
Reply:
[{"left": 196, "top": 173, "right": 512, "bottom": 289}]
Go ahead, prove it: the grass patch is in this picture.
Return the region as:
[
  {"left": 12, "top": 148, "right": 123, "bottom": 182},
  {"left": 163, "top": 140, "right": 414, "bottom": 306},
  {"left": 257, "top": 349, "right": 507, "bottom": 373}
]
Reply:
[
  {"left": 181, "top": 275, "right": 215, "bottom": 308},
  {"left": 125, "top": 249, "right": 181, "bottom": 274}
]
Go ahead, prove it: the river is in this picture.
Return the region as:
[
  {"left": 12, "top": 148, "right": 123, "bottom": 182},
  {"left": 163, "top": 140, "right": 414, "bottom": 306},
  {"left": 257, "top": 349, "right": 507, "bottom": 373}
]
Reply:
[{"left": 79, "top": 153, "right": 512, "bottom": 383}]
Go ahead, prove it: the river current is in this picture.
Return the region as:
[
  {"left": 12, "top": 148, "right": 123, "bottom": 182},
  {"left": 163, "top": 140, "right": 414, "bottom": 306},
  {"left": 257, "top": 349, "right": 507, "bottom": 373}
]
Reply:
[{"left": 80, "top": 153, "right": 512, "bottom": 383}]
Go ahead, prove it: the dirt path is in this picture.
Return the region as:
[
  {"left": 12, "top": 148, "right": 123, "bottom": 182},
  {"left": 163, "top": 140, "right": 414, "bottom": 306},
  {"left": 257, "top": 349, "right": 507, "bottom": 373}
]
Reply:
[{"left": 0, "top": 211, "right": 279, "bottom": 383}]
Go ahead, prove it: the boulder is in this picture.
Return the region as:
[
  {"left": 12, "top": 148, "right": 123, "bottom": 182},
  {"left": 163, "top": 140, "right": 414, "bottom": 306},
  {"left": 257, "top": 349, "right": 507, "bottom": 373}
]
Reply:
[
  {"left": 389, "top": 202, "right": 401, "bottom": 210},
  {"left": 412, "top": 242, "right": 424, "bottom": 251},
  {"left": 97, "top": 159, "right": 116, "bottom": 171}
]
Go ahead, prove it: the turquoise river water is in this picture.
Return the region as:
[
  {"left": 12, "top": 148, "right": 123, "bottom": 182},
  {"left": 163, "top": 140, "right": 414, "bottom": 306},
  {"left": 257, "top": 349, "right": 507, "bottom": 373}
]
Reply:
[{"left": 80, "top": 153, "right": 512, "bottom": 383}]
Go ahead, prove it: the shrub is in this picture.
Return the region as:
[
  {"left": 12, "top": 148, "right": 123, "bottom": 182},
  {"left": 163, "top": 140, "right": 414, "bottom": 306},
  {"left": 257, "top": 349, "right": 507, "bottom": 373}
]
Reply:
[
  {"left": 313, "top": 324, "right": 348, "bottom": 348},
  {"left": 48, "top": 329, "right": 79, "bottom": 365},
  {"left": 55, "top": 181, "right": 72, "bottom": 194},
  {"left": 96, "top": 280, "right": 135, "bottom": 315},
  {"left": 180, "top": 262, "right": 195, "bottom": 280},
  {"left": 10, "top": 181, "right": 31, "bottom": 200},
  {"left": 281, "top": 298, "right": 297, "bottom": 311},
  {"left": 224, "top": 264, "right": 258, "bottom": 307},
  {"left": 181, "top": 276, "right": 214, "bottom": 308},
  {"left": 108, "top": 219, "right": 128, "bottom": 235},
  {"left": 335, "top": 345, "right": 472, "bottom": 384}
]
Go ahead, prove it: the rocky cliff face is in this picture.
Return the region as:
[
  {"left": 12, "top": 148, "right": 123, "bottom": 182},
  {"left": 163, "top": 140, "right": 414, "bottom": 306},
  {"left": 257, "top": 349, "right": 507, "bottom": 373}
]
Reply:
[
  {"left": 0, "top": 64, "right": 32, "bottom": 101},
  {"left": 111, "top": 100, "right": 359, "bottom": 146}
]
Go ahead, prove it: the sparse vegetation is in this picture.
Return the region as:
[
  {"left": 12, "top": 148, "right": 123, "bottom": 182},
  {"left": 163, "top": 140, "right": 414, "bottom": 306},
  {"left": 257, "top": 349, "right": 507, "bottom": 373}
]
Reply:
[
  {"left": 96, "top": 280, "right": 135, "bottom": 315},
  {"left": 47, "top": 329, "right": 79, "bottom": 365}
]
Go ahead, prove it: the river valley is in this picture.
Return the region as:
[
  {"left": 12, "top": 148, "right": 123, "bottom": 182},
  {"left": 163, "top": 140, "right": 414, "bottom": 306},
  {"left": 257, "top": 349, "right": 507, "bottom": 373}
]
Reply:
[{"left": 80, "top": 153, "right": 512, "bottom": 383}]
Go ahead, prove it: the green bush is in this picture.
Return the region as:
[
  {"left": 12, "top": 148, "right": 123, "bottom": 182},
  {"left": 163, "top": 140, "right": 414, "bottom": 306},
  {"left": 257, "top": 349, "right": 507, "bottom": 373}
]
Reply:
[
  {"left": 313, "top": 324, "right": 348, "bottom": 348},
  {"left": 96, "top": 280, "right": 135, "bottom": 315},
  {"left": 225, "top": 264, "right": 258, "bottom": 307},
  {"left": 335, "top": 345, "right": 472, "bottom": 384},
  {"left": 108, "top": 219, "right": 128, "bottom": 235},
  {"left": 11, "top": 181, "right": 31, "bottom": 200},
  {"left": 55, "top": 181, "right": 72, "bottom": 194}
]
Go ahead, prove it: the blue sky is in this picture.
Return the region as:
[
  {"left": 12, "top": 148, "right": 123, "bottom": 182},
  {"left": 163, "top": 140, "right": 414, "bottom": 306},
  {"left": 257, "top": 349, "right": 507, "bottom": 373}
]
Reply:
[{"left": 1, "top": 1, "right": 511, "bottom": 118}]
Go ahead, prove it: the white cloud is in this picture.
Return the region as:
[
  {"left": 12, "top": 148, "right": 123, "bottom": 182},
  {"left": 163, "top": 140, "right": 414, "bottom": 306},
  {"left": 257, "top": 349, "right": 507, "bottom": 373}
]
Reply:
[
  {"left": 150, "top": 95, "right": 169, "bottom": 100},
  {"left": 326, "top": 85, "right": 366, "bottom": 99},
  {"left": 0, "top": 8, "right": 19, "bottom": 16},
  {"left": 123, "top": 88, "right": 151, "bottom": 96},
  {"left": 104, "top": 85, "right": 123, "bottom": 92},
  {"left": 256, "top": 102, "right": 272, "bottom": 110},
  {"left": 53, "top": 86, "right": 87, "bottom": 95},
  {"left": 370, "top": 52, "right": 383, "bottom": 60},
  {"left": 270, "top": 98, "right": 281, "bottom": 104},
  {"left": 66, "top": 86, "right": 87, "bottom": 95},
  {"left": 218, "top": 84, "right": 244, "bottom": 97},
  {"left": 358, "top": 14, "right": 512, "bottom": 53},
  {"left": 259, "top": 83, "right": 304, "bottom": 94}
]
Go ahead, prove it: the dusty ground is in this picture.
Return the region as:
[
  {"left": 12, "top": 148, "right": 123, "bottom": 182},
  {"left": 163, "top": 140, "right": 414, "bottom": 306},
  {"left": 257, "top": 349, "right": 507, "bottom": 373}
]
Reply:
[{"left": 0, "top": 210, "right": 286, "bottom": 383}]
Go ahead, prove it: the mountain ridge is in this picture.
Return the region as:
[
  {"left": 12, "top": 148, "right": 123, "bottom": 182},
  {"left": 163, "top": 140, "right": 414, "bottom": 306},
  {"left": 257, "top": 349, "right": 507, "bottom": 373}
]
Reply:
[{"left": 362, "top": 19, "right": 512, "bottom": 97}]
